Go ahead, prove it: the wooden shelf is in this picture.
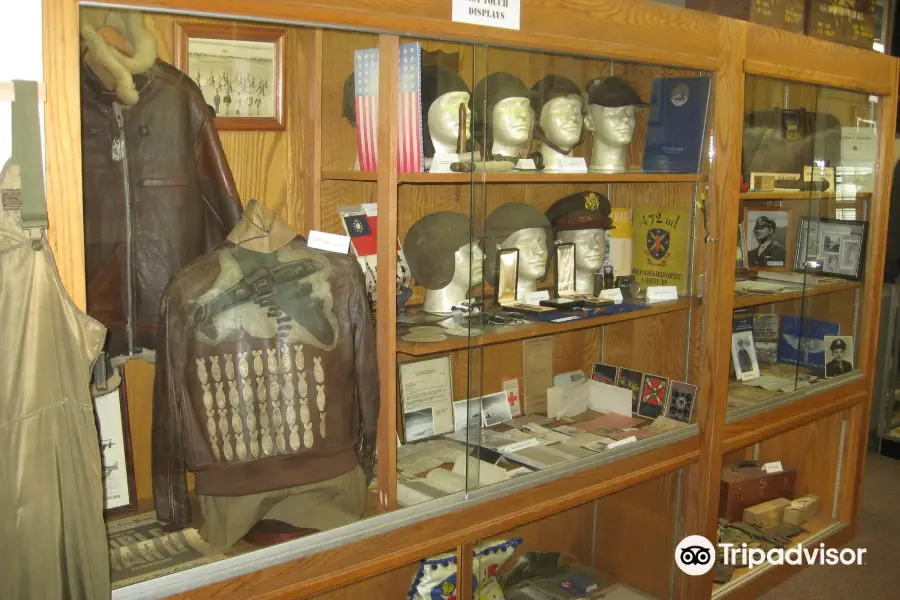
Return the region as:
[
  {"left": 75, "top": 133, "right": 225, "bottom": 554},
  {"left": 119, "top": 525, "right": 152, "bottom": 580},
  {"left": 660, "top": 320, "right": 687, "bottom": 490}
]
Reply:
[
  {"left": 322, "top": 170, "right": 707, "bottom": 185},
  {"left": 713, "top": 516, "right": 845, "bottom": 596},
  {"left": 740, "top": 191, "right": 836, "bottom": 200},
  {"left": 733, "top": 280, "right": 862, "bottom": 309},
  {"left": 397, "top": 297, "right": 699, "bottom": 356}
]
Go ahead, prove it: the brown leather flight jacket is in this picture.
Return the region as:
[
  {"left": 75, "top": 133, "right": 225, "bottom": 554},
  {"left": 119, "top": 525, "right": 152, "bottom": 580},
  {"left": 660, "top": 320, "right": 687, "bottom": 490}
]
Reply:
[
  {"left": 81, "top": 60, "right": 242, "bottom": 358},
  {"left": 152, "top": 238, "right": 379, "bottom": 528}
]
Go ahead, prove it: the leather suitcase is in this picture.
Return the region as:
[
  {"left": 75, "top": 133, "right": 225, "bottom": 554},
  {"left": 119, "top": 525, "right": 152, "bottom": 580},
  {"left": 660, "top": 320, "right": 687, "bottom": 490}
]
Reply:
[{"left": 719, "top": 460, "right": 797, "bottom": 522}]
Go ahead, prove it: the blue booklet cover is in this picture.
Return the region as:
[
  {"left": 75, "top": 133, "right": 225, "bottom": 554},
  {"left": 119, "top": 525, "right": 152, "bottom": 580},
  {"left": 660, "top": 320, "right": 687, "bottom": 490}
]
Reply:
[
  {"left": 642, "top": 76, "right": 712, "bottom": 173},
  {"left": 777, "top": 314, "right": 840, "bottom": 369}
]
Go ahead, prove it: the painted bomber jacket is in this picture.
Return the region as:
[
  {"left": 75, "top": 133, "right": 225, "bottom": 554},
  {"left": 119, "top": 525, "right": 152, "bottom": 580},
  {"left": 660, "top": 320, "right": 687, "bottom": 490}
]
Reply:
[{"left": 152, "top": 238, "right": 379, "bottom": 528}]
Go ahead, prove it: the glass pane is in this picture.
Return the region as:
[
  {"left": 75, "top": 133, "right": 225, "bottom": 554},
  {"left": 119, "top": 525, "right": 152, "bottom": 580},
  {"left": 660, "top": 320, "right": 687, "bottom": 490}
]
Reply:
[
  {"left": 472, "top": 471, "right": 683, "bottom": 599},
  {"left": 730, "top": 75, "right": 881, "bottom": 415},
  {"left": 455, "top": 45, "right": 710, "bottom": 494},
  {"left": 714, "top": 412, "right": 850, "bottom": 593}
]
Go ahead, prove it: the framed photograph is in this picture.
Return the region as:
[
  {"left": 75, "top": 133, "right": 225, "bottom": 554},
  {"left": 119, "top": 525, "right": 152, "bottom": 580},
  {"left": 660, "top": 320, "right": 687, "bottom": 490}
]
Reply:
[
  {"left": 731, "top": 330, "right": 761, "bottom": 382},
  {"left": 824, "top": 335, "right": 855, "bottom": 378},
  {"left": 793, "top": 217, "right": 868, "bottom": 280},
  {"left": 398, "top": 356, "right": 455, "bottom": 442},
  {"left": 744, "top": 208, "right": 792, "bottom": 270},
  {"left": 92, "top": 371, "right": 137, "bottom": 515},
  {"left": 174, "top": 22, "right": 285, "bottom": 131}
]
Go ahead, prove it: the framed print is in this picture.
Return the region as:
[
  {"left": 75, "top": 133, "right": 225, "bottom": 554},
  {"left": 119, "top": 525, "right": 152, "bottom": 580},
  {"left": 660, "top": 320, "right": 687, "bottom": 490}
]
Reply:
[
  {"left": 731, "top": 330, "right": 761, "bottom": 382},
  {"left": 591, "top": 362, "right": 618, "bottom": 386},
  {"left": 637, "top": 374, "right": 669, "bottom": 419},
  {"left": 398, "top": 356, "right": 455, "bottom": 442},
  {"left": 92, "top": 371, "right": 137, "bottom": 515},
  {"left": 615, "top": 368, "right": 644, "bottom": 414},
  {"left": 824, "top": 335, "right": 855, "bottom": 378},
  {"left": 744, "top": 208, "right": 792, "bottom": 270},
  {"left": 174, "top": 22, "right": 285, "bottom": 131},
  {"left": 793, "top": 217, "right": 868, "bottom": 280},
  {"left": 665, "top": 381, "right": 697, "bottom": 424}
]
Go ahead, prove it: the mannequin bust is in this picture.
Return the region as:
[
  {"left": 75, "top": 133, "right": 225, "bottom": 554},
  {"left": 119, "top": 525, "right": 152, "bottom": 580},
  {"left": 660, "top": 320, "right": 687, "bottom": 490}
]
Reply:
[
  {"left": 545, "top": 191, "right": 614, "bottom": 294},
  {"left": 472, "top": 73, "right": 534, "bottom": 160},
  {"left": 531, "top": 75, "right": 585, "bottom": 171},
  {"left": 404, "top": 212, "right": 483, "bottom": 314},
  {"left": 422, "top": 66, "right": 471, "bottom": 158},
  {"left": 80, "top": 8, "right": 159, "bottom": 105},
  {"left": 584, "top": 77, "right": 646, "bottom": 172},
  {"left": 485, "top": 204, "right": 553, "bottom": 298}
]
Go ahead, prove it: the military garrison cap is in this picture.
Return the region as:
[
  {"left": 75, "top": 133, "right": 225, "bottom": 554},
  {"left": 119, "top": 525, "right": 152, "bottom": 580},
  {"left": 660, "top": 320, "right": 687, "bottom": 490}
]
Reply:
[
  {"left": 585, "top": 76, "right": 646, "bottom": 108},
  {"left": 830, "top": 338, "right": 848, "bottom": 352},
  {"left": 404, "top": 212, "right": 480, "bottom": 290},
  {"left": 545, "top": 191, "right": 614, "bottom": 232},
  {"left": 753, "top": 216, "right": 776, "bottom": 231}
]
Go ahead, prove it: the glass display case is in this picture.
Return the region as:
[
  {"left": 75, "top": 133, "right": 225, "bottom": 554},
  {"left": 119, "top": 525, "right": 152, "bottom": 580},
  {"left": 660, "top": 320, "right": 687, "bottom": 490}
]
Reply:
[
  {"left": 24, "top": 0, "right": 898, "bottom": 598},
  {"left": 728, "top": 75, "right": 879, "bottom": 417},
  {"left": 714, "top": 410, "right": 853, "bottom": 596}
]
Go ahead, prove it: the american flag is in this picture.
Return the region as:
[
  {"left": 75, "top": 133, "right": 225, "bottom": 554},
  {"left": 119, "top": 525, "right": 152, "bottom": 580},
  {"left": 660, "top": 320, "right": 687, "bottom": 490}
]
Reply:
[
  {"left": 397, "top": 43, "right": 423, "bottom": 173},
  {"left": 354, "top": 49, "right": 379, "bottom": 172},
  {"left": 354, "top": 44, "right": 423, "bottom": 173}
]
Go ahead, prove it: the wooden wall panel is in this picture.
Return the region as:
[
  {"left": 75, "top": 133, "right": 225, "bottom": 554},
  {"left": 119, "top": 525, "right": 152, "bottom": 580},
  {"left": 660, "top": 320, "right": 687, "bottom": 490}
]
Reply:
[
  {"left": 321, "top": 180, "right": 378, "bottom": 234},
  {"left": 594, "top": 471, "right": 679, "bottom": 599},
  {"left": 321, "top": 30, "right": 378, "bottom": 171},
  {"left": 603, "top": 311, "right": 689, "bottom": 381},
  {"left": 491, "top": 503, "right": 596, "bottom": 574},
  {"left": 308, "top": 561, "right": 420, "bottom": 600}
]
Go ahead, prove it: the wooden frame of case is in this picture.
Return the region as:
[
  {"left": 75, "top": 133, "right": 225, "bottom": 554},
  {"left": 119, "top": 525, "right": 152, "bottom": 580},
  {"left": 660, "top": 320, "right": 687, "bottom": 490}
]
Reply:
[{"left": 38, "top": 1, "right": 898, "bottom": 599}]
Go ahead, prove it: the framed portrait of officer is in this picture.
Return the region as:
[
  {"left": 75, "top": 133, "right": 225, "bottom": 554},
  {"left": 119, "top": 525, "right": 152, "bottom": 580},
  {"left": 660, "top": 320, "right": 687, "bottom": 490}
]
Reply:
[
  {"left": 744, "top": 208, "right": 792, "bottom": 270},
  {"left": 823, "top": 336, "right": 854, "bottom": 378}
]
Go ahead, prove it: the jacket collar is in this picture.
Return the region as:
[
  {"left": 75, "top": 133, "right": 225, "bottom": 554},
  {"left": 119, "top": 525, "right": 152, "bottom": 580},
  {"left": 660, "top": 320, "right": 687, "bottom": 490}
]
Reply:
[{"left": 81, "top": 57, "right": 156, "bottom": 105}]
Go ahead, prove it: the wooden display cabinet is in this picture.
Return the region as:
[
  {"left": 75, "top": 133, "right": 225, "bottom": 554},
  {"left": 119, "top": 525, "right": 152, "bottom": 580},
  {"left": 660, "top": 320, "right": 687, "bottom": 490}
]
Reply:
[{"left": 37, "top": 0, "right": 898, "bottom": 599}]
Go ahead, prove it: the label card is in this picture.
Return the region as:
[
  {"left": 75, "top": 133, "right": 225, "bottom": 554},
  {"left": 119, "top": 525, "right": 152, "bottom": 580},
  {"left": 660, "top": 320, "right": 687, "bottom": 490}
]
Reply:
[
  {"left": 429, "top": 153, "right": 459, "bottom": 173},
  {"left": 498, "top": 438, "right": 541, "bottom": 453},
  {"left": 599, "top": 288, "right": 624, "bottom": 304},
  {"left": 607, "top": 436, "right": 638, "bottom": 449},
  {"left": 555, "top": 156, "right": 588, "bottom": 173},
  {"left": 523, "top": 290, "right": 550, "bottom": 304},
  {"left": 307, "top": 230, "right": 351, "bottom": 254},
  {"left": 452, "top": 0, "right": 521, "bottom": 31},
  {"left": 646, "top": 285, "right": 679, "bottom": 303},
  {"left": 762, "top": 461, "right": 784, "bottom": 474},
  {"left": 515, "top": 158, "right": 537, "bottom": 170}
]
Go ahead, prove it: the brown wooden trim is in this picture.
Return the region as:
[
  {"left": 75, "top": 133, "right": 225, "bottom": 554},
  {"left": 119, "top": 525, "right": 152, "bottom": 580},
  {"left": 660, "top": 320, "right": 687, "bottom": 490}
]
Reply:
[
  {"left": 678, "top": 17, "right": 747, "bottom": 600},
  {"left": 304, "top": 28, "right": 323, "bottom": 232},
  {"left": 89, "top": 0, "right": 724, "bottom": 70},
  {"left": 44, "top": 0, "right": 85, "bottom": 308},
  {"left": 745, "top": 22, "right": 896, "bottom": 95},
  {"left": 456, "top": 542, "right": 474, "bottom": 600},
  {"left": 722, "top": 384, "right": 867, "bottom": 453},
  {"left": 712, "top": 524, "right": 854, "bottom": 600},
  {"left": 165, "top": 438, "right": 699, "bottom": 600},
  {"left": 375, "top": 35, "right": 400, "bottom": 511}
]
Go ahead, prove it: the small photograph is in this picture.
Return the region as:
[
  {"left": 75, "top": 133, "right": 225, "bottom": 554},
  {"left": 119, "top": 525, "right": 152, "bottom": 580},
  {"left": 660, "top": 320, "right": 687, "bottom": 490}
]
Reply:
[
  {"left": 665, "top": 381, "right": 697, "bottom": 424},
  {"left": 823, "top": 254, "right": 840, "bottom": 273},
  {"left": 591, "top": 362, "right": 619, "bottom": 386},
  {"left": 731, "top": 330, "right": 761, "bottom": 381},
  {"left": 822, "top": 233, "right": 842, "bottom": 254},
  {"left": 404, "top": 407, "right": 435, "bottom": 442},
  {"left": 638, "top": 374, "right": 670, "bottom": 419},
  {"left": 824, "top": 336, "right": 855, "bottom": 378},
  {"left": 615, "top": 368, "right": 644, "bottom": 413},
  {"left": 756, "top": 342, "right": 778, "bottom": 364},
  {"left": 481, "top": 391, "right": 514, "bottom": 427},
  {"left": 745, "top": 209, "right": 791, "bottom": 269},
  {"left": 453, "top": 398, "right": 482, "bottom": 434},
  {"left": 840, "top": 237, "right": 862, "bottom": 271}
]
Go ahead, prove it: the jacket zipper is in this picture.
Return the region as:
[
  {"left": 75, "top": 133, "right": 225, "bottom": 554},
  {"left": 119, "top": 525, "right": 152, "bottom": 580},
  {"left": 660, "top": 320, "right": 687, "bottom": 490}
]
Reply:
[{"left": 112, "top": 104, "right": 135, "bottom": 355}]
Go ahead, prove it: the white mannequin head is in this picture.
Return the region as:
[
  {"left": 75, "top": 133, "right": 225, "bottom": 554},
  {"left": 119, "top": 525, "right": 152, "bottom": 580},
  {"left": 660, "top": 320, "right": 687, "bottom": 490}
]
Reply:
[
  {"left": 585, "top": 104, "right": 636, "bottom": 172},
  {"left": 427, "top": 91, "right": 471, "bottom": 155},
  {"left": 556, "top": 229, "right": 606, "bottom": 294},
  {"left": 502, "top": 227, "right": 548, "bottom": 295},
  {"left": 492, "top": 96, "right": 533, "bottom": 157},
  {"left": 540, "top": 95, "right": 584, "bottom": 151},
  {"left": 423, "top": 241, "right": 484, "bottom": 314}
]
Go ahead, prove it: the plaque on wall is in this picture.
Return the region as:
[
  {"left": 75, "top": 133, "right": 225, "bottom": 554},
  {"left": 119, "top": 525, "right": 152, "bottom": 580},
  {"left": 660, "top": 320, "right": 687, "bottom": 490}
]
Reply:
[{"left": 684, "top": 0, "right": 805, "bottom": 34}]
